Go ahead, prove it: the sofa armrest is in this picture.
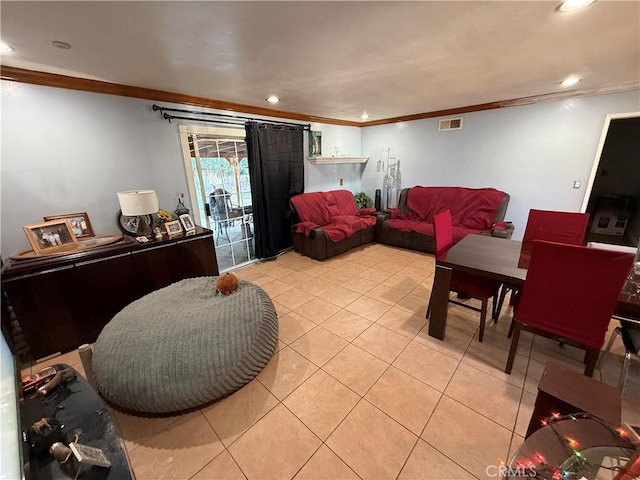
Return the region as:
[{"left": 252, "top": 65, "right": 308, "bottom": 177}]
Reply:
[
  {"left": 308, "top": 227, "right": 326, "bottom": 240},
  {"left": 375, "top": 211, "right": 390, "bottom": 224},
  {"left": 358, "top": 207, "right": 377, "bottom": 216},
  {"left": 491, "top": 221, "right": 514, "bottom": 239}
]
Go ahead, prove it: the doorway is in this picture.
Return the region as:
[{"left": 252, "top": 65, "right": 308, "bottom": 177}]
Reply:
[
  {"left": 179, "top": 125, "right": 255, "bottom": 272},
  {"left": 581, "top": 113, "right": 640, "bottom": 247}
]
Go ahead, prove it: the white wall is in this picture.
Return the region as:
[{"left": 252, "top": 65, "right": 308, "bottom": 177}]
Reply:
[
  {"left": 361, "top": 90, "right": 640, "bottom": 239},
  {"left": 3, "top": 81, "right": 638, "bottom": 255},
  {"left": 305, "top": 123, "right": 363, "bottom": 193},
  {"left": 1, "top": 82, "right": 188, "bottom": 256},
  {"left": 0, "top": 82, "right": 361, "bottom": 256}
]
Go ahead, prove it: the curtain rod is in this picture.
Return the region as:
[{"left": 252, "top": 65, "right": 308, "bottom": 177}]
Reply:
[{"left": 153, "top": 104, "right": 311, "bottom": 130}]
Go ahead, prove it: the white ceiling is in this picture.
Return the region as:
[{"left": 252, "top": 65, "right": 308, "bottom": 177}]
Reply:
[{"left": 1, "top": 1, "right": 639, "bottom": 123}]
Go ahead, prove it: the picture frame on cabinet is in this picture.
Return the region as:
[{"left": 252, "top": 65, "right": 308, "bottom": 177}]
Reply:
[
  {"left": 44, "top": 212, "right": 95, "bottom": 238},
  {"left": 179, "top": 214, "right": 196, "bottom": 232},
  {"left": 164, "top": 220, "right": 183, "bottom": 236},
  {"left": 23, "top": 219, "right": 79, "bottom": 256}
]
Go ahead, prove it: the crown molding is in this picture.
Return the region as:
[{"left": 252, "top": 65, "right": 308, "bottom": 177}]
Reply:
[
  {"left": 0, "top": 66, "right": 361, "bottom": 127},
  {"left": 2, "top": 66, "right": 638, "bottom": 128},
  {"left": 360, "top": 82, "right": 640, "bottom": 127}
]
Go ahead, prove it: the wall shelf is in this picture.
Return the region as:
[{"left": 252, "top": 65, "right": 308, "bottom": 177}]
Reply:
[{"left": 307, "top": 156, "right": 369, "bottom": 164}]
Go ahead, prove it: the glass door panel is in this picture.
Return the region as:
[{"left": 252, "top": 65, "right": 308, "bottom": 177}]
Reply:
[{"left": 179, "top": 126, "right": 254, "bottom": 272}]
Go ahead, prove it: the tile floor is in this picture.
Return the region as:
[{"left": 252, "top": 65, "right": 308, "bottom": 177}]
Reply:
[{"left": 26, "top": 243, "right": 640, "bottom": 480}]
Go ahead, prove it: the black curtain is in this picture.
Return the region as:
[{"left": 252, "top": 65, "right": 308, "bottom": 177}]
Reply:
[{"left": 245, "top": 122, "right": 304, "bottom": 260}]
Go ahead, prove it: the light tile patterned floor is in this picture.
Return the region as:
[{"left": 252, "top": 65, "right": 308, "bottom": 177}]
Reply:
[{"left": 28, "top": 244, "right": 640, "bottom": 479}]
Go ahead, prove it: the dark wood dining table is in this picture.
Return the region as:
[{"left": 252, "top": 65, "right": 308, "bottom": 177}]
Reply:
[{"left": 428, "top": 234, "right": 640, "bottom": 339}]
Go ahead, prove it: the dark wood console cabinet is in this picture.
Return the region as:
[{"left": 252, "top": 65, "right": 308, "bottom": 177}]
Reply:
[{"left": 2, "top": 227, "right": 217, "bottom": 360}]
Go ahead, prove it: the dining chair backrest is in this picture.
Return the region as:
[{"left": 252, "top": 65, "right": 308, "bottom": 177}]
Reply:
[
  {"left": 433, "top": 210, "right": 454, "bottom": 258},
  {"left": 515, "top": 240, "right": 634, "bottom": 349},
  {"left": 522, "top": 209, "right": 589, "bottom": 245},
  {"left": 211, "top": 189, "right": 232, "bottom": 218},
  {"left": 620, "top": 320, "right": 640, "bottom": 355}
]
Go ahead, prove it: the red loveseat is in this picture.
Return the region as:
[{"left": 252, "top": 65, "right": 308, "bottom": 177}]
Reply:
[
  {"left": 376, "top": 186, "right": 513, "bottom": 254},
  {"left": 290, "top": 190, "right": 377, "bottom": 260}
]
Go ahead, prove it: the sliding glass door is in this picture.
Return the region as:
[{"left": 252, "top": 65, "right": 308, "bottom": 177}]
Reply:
[{"left": 179, "top": 125, "right": 254, "bottom": 272}]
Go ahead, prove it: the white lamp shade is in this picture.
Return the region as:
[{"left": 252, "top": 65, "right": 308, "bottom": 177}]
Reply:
[{"left": 117, "top": 190, "right": 159, "bottom": 216}]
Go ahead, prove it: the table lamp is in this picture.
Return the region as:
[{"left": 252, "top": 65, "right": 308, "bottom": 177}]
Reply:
[{"left": 117, "top": 190, "right": 159, "bottom": 238}]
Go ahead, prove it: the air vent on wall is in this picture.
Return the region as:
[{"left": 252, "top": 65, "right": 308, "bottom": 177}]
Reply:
[{"left": 438, "top": 117, "right": 463, "bottom": 131}]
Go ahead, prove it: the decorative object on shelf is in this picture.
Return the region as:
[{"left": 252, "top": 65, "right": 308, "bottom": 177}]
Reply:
[
  {"left": 43, "top": 212, "right": 95, "bottom": 238},
  {"left": 164, "top": 219, "right": 183, "bottom": 236},
  {"left": 174, "top": 193, "right": 190, "bottom": 216},
  {"left": 117, "top": 189, "right": 159, "bottom": 238},
  {"left": 155, "top": 209, "right": 173, "bottom": 227},
  {"left": 116, "top": 212, "right": 140, "bottom": 236},
  {"left": 22, "top": 219, "right": 79, "bottom": 256},
  {"left": 309, "top": 130, "right": 322, "bottom": 157},
  {"left": 354, "top": 192, "right": 373, "bottom": 209},
  {"left": 179, "top": 213, "right": 196, "bottom": 232},
  {"left": 154, "top": 227, "right": 163, "bottom": 240},
  {"left": 378, "top": 148, "right": 390, "bottom": 173},
  {"left": 383, "top": 157, "right": 401, "bottom": 209}
]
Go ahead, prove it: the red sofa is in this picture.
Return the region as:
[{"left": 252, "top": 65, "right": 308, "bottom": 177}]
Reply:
[
  {"left": 290, "top": 190, "right": 377, "bottom": 260},
  {"left": 376, "top": 186, "right": 513, "bottom": 253}
]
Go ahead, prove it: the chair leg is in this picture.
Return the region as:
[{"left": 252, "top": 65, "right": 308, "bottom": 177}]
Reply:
[
  {"left": 426, "top": 291, "right": 433, "bottom": 319},
  {"left": 479, "top": 298, "right": 488, "bottom": 343},
  {"left": 597, "top": 327, "right": 621, "bottom": 370},
  {"left": 584, "top": 348, "right": 599, "bottom": 377},
  {"left": 505, "top": 322, "right": 521, "bottom": 374},
  {"left": 509, "top": 289, "right": 518, "bottom": 306},
  {"left": 620, "top": 352, "right": 631, "bottom": 395},
  {"left": 490, "top": 293, "right": 498, "bottom": 322},
  {"left": 495, "top": 285, "right": 509, "bottom": 323},
  {"left": 507, "top": 317, "right": 516, "bottom": 339}
]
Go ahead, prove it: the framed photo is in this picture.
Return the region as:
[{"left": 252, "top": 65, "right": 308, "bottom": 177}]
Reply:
[
  {"left": 309, "top": 130, "right": 322, "bottom": 157},
  {"left": 44, "top": 212, "right": 95, "bottom": 238},
  {"left": 164, "top": 220, "right": 183, "bottom": 236},
  {"left": 179, "top": 214, "right": 196, "bottom": 232},
  {"left": 23, "top": 219, "right": 79, "bottom": 256}
]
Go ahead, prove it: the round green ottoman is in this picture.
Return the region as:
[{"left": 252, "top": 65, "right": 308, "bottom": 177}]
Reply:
[{"left": 92, "top": 277, "right": 278, "bottom": 414}]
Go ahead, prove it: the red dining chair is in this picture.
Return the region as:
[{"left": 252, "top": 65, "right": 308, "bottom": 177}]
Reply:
[
  {"left": 504, "top": 240, "right": 634, "bottom": 376},
  {"left": 495, "top": 209, "right": 590, "bottom": 320},
  {"left": 427, "top": 210, "right": 501, "bottom": 342}
]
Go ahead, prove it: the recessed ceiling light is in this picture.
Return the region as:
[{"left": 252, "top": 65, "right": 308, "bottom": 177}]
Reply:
[
  {"left": 560, "top": 76, "right": 582, "bottom": 87},
  {"left": 557, "top": 0, "right": 596, "bottom": 12},
  {"left": 360, "top": 113, "right": 369, "bottom": 120},
  {"left": 51, "top": 40, "right": 71, "bottom": 49},
  {"left": 0, "top": 42, "right": 14, "bottom": 53},
  {"left": 266, "top": 96, "right": 279, "bottom": 104}
]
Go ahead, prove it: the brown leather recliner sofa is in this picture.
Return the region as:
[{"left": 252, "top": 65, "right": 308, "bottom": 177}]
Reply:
[
  {"left": 376, "top": 186, "right": 514, "bottom": 254},
  {"left": 290, "top": 190, "right": 377, "bottom": 261}
]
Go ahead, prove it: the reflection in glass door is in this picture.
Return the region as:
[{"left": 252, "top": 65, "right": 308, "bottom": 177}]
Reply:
[{"left": 179, "top": 125, "right": 254, "bottom": 272}]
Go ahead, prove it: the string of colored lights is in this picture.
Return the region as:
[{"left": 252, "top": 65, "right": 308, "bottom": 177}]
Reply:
[{"left": 505, "top": 411, "right": 638, "bottom": 480}]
